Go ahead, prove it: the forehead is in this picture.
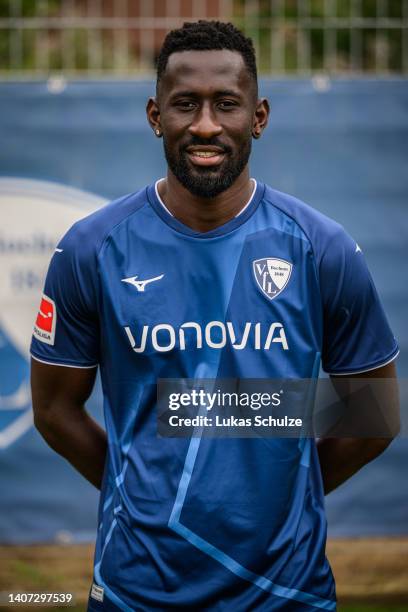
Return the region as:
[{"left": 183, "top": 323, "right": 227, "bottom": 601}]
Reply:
[{"left": 160, "top": 49, "right": 252, "bottom": 96}]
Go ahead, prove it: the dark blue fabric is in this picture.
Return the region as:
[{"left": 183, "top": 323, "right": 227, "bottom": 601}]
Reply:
[
  {"left": 28, "top": 179, "right": 397, "bottom": 609},
  {"left": 0, "top": 80, "right": 407, "bottom": 549}
]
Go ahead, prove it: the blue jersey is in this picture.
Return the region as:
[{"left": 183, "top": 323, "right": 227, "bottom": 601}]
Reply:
[{"left": 31, "top": 181, "right": 398, "bottom": 611}]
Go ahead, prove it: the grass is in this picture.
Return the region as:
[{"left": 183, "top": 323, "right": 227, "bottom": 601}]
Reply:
[
  {"left": 340, "top": 607, "right": 408, "bottom": 611},
  {"left": 0, "top": 539, "right": 407, "bottom": 611}
]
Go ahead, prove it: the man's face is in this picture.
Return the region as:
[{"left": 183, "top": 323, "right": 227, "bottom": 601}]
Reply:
[{"left": 154, "top": 50, "right": 259, "bottom": 198}]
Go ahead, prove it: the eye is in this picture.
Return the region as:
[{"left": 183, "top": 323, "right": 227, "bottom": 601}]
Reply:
[
  {"left": 174, "top": 100, "right": 197, "bottom": 110},
  {"left": 217, "top": 100, "right": 239, "bottom": 110}
]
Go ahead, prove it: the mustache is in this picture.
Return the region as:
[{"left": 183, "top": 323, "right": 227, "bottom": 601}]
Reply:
[{"left": 181, "top": 137, "right": 232, "bottom": 154}]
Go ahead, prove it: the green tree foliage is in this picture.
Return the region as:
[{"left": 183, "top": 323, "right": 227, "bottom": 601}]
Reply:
[{"left": 0, "top": 0, "right": 405, "bottom": 74}]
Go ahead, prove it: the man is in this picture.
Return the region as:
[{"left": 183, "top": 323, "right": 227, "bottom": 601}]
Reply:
[{"left": 31, "top": 21, "right": 399, "bottom": 612}]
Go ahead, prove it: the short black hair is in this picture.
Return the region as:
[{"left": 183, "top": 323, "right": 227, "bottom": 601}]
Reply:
[{"left": 156, "top": 20, "right": 258, "bottom": 90}]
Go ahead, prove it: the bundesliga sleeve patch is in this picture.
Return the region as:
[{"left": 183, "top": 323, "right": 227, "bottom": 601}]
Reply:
[{"left": 33, "top": 294, "right": 57, "bottom": 345}]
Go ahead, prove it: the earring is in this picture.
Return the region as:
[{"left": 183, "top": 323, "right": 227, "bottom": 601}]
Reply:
[{"left": 155, "top": 129, "right": 161, "bottom": 136}]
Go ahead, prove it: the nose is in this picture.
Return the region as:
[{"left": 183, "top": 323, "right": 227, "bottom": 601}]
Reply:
[{"left": 188, "top": 103, "right": 222, "bottom": 139}]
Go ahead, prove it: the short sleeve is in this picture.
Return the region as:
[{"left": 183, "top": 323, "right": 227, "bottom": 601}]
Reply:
[
  {"left": 30, "top": 222, "right": 100, "bottom": 368},
  {"left": 320, "top": 227, "right": 398, "bottom": 375}
]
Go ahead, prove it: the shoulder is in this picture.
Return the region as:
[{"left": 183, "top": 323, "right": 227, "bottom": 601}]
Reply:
[
  {"left": 59, "top": 186, "right": 149, "bottom": 256},
  {"left": 261, "top": 184, "right": 356, "bottom": 263}
]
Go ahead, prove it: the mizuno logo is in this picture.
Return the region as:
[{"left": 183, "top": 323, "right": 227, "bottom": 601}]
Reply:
[
  {"left": 124, "top": 320, "right": 289, "bottom": 353},
  {"left": 121, "top": 274, "right": 164, "bottom": 292}
]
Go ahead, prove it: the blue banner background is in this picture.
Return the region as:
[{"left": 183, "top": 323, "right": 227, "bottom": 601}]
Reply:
[{"left": 0, "top": 79, "right": 407, "bottom": 542}]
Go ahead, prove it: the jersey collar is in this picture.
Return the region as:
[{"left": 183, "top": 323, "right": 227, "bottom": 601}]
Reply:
[{"left": 146, "top": 178, "right": 265, "bottom": 239}]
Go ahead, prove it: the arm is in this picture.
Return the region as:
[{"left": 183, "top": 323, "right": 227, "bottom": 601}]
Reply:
[
  {"left": 31, "top": 358, "right": 107, "bottom": 490},
  {"left": 317, "top": 361, "right": 399, "bottom": 495}
]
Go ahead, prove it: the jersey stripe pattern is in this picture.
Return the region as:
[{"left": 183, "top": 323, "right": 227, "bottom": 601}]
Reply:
[{"left": 31, "top": 181, "right": 398, "bottom": 611}]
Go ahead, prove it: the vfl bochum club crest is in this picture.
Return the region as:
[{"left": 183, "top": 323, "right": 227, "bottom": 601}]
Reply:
[{"left": 253, "top": 258, "right": 293, "bottom": 300}]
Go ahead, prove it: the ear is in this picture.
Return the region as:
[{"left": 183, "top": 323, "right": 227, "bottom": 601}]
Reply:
[
  {"left": 146, "top": 97, "right": 162, "bottom": 137},
  {"left": 252, "top": 97, "right": 270, "bottom": 139}
]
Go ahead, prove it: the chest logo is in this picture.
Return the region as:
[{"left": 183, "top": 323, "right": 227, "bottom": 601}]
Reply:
[
  {"left": 122, "top": 274, "right": 164, "bottom": 292},
  {"left": 253, "top": 258, "right": 292, "bottom": 300}
]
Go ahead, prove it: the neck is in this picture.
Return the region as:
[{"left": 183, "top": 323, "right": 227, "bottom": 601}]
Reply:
[{"left": 157, "top": 167, "right": 253, "bottom": 232}]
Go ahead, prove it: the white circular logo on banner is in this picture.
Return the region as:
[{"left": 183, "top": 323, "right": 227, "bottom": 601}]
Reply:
[{"left": 0, "top": 178, "right": 107, "bottom": 448}]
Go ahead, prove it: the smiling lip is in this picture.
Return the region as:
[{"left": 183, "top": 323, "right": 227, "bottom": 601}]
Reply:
[{"left": 186, "top": 146, "right": 227, "bottom": 167}]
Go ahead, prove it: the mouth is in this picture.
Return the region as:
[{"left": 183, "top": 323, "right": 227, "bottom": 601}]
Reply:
[{"left": 185, "top": 146, "right": 227, "bottom": 167}]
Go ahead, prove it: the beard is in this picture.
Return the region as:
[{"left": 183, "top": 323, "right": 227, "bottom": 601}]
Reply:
[{"left": 163, "top": 136, "right": 252, "bottom": 198}]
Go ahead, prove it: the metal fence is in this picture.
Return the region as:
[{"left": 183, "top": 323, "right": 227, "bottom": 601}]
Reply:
[{"left": 0, "top": 0, "right": 407, "bottom": 77}]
